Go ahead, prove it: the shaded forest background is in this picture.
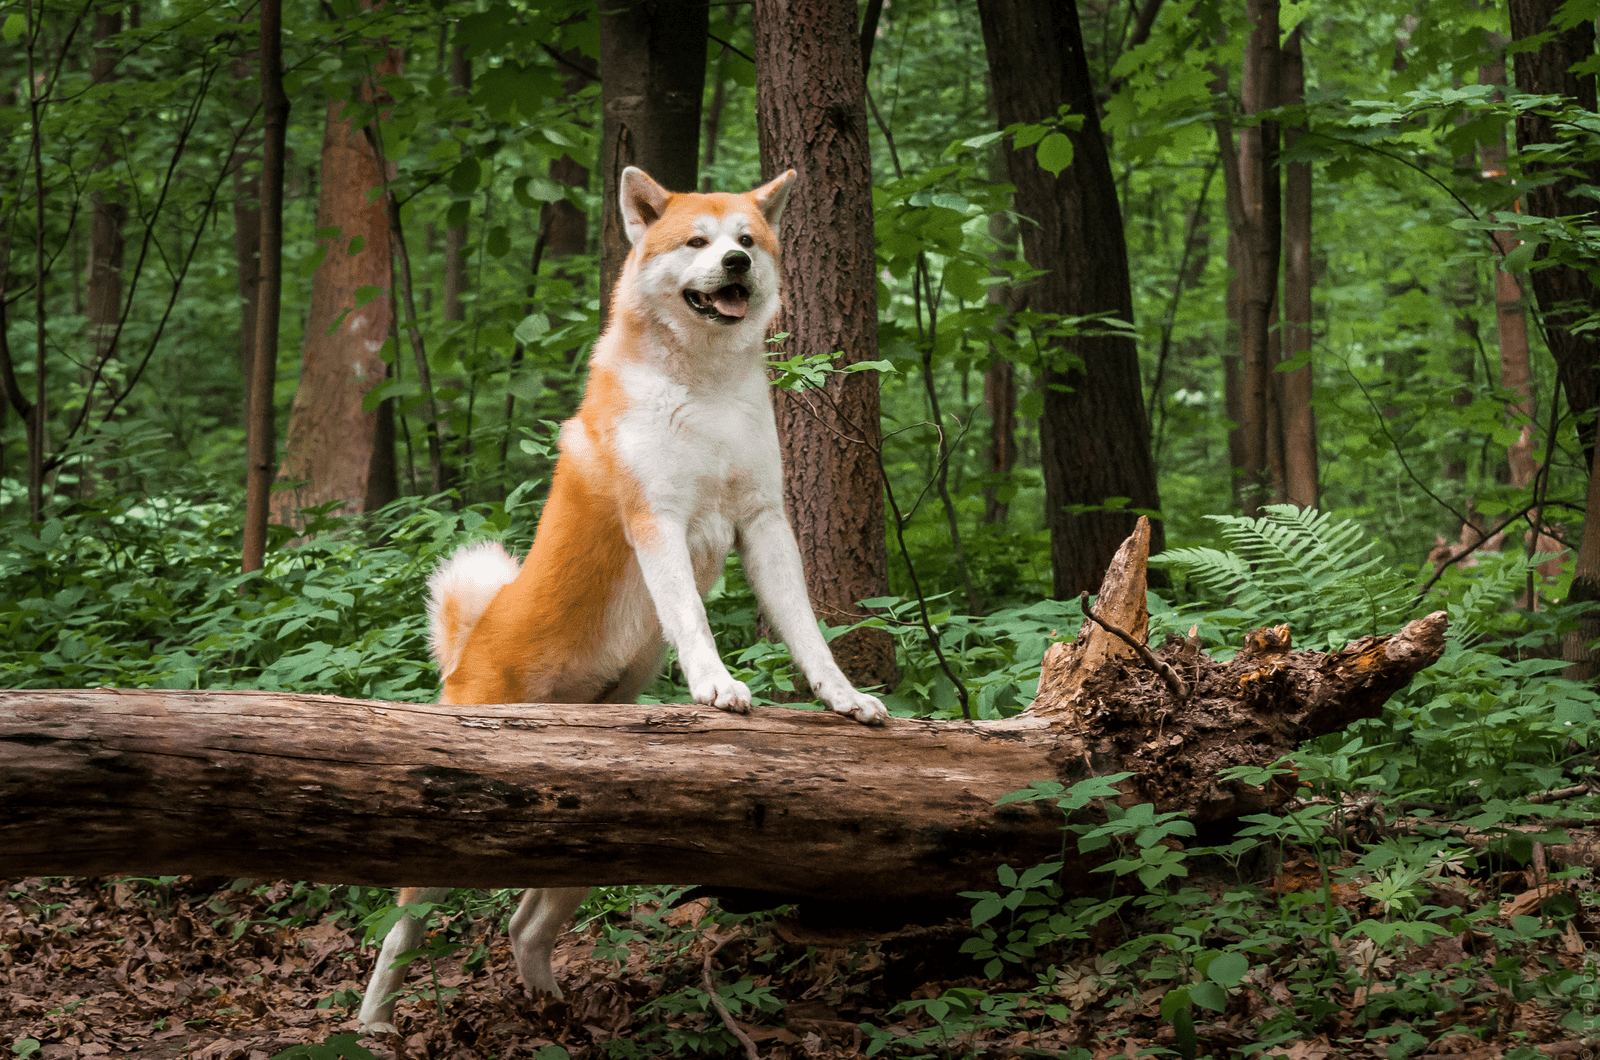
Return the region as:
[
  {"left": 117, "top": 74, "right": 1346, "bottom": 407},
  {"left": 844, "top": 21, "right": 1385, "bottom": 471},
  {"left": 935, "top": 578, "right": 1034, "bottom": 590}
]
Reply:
[{"left": 6, "top": 0, "right": 1600, "bottom": 1057}]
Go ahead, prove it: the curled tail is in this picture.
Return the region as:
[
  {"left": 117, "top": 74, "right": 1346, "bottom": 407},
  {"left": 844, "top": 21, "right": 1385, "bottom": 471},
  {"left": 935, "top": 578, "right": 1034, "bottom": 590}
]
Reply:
[{"left": 427, "top": 541, "right": 521, "bottom": 679}]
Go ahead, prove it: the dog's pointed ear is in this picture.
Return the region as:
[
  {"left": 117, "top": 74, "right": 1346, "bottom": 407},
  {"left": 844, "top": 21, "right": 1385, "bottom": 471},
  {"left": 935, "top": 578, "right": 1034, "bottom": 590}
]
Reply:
[
  {"left": 750, "top": 169, "right": 796, "bottom": 228},
  {"left": 620, "top": 167, "right": 672, "bottom": 246}
]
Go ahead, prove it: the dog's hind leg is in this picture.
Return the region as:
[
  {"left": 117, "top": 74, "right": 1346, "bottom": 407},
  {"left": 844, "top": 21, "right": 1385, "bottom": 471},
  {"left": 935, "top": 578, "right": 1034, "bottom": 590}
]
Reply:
[
  {"left": 358, "top": 886, "right": 451, "bottom": 1032},
  {"left": 509, "top": 886, "right": 591, "bottom": 1000}
]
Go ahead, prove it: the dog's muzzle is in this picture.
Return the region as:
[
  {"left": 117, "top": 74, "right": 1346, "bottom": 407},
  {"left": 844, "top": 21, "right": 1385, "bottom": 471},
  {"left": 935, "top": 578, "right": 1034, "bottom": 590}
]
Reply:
[{"left": 683, "top": 283, "right": 751, "bottom": 322}]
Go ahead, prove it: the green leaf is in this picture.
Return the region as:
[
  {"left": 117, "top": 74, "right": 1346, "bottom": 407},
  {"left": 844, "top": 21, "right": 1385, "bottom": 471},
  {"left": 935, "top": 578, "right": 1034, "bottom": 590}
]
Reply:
[
  {"left": 347, "top": 235, "right": 365, "bottom": 256},
  {"left": 1012, "top": 123, "right": 1048, "bottom": 149},
  {"left": 1189, "top": 981, "right": 1227, "bottom": 1012},
  {"left": 514, "top": 313, "right": 550, "bottom": 345},
  {"left": 449, "top": 158, "right": 481, "bottom": 197},
  {"left": 2, "top": 13, "right": 27, "bottom": 41},
  {"left": 970, "top": 897, "right": 1004, "bottom": 927},
  {"left": 942, "top": 258, "right": 987, "bottom": 302},
  {"left": 843, "top": 359, "right": 896, "bottom": 375},
  {"left": 1159, "top": 986, "right": 1191, "bottom": 1023},
  {"left": 960, "top": 129, "right": 1006, "bottom": 151},
  {"left": 1036, "top": 133, "right": 1074, "bottom": 176},
  {"left": 353, "top": 285, "right": 385, "bottom": 307},
  {"left": 1501, "top": 240, "right": 1537, "bottom": 275},
  {"left": 1206, "top": 950, "right": 1249, "bottom": 986},
  {"left": 487, "top": 226, "right": 511, "bottom": 258}
]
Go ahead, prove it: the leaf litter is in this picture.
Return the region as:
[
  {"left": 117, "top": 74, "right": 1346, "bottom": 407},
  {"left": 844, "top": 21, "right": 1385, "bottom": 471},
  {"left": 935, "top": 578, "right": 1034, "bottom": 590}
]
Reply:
[{"left": 2, "top": 852, "right": 1596, "bottom": 1059}]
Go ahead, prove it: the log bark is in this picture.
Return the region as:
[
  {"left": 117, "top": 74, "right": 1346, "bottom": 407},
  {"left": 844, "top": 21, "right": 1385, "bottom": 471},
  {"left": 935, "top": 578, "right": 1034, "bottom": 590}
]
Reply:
[{"left": 0, "top": 524, "right": 1447, "bottom": 899}]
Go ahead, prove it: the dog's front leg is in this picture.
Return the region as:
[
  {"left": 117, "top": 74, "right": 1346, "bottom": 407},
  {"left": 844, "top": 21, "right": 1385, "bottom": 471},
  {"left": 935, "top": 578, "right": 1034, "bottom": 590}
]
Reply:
[
  {"left": 630, "top": 519, "right": 752, "bottom": 712},
  {"left": 738, "top": 510, "right": 889, "bottom": 725}
]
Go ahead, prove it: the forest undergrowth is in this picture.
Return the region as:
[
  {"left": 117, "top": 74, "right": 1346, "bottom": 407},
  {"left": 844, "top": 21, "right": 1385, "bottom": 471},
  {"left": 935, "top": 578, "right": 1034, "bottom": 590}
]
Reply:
[{"left": 4, "top": 496, "right": 1600, "bottom": 1058}]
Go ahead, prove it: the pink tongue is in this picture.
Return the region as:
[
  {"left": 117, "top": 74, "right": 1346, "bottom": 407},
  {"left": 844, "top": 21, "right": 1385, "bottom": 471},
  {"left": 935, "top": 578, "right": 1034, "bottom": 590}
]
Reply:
[{"left": 711, "top": 286, "right": 748, "bottom": 319}]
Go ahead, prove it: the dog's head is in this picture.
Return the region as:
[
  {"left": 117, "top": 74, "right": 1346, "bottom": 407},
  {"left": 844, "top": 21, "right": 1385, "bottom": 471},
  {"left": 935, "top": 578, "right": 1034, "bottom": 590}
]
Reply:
[{"left": 617, "top": 166, "right": 795, "bottom": 333}]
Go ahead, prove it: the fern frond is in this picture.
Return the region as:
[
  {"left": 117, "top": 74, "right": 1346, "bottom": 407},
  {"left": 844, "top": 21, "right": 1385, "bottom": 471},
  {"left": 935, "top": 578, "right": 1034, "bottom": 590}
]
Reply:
[{"left": 1158, "top": 507, "right": 1411, "bottom": 649}]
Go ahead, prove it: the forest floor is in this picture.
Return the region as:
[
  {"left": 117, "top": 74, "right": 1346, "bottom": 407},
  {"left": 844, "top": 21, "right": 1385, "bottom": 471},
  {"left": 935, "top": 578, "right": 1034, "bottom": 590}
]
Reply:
[{"left": 2, "top": 855, "right": 1596, "bottom": 1060}]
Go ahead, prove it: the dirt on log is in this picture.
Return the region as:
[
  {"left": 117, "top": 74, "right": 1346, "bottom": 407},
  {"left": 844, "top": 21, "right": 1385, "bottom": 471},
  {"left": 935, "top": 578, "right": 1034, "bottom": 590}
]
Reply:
[{"left": 0, "top": 519, "right": 1447, "bottom": 900}]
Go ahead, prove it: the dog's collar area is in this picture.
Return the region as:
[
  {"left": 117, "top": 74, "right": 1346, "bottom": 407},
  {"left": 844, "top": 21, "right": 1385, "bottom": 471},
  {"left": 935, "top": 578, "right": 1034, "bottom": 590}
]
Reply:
[{"left": 683, "top": 284, "right": 750, "bottom": 323}]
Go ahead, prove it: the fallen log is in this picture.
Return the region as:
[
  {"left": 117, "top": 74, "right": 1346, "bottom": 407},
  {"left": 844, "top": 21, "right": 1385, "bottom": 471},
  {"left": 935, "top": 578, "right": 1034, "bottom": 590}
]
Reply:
[{"left": 0, "top": 519, "right": 1447, "bottom": 900}]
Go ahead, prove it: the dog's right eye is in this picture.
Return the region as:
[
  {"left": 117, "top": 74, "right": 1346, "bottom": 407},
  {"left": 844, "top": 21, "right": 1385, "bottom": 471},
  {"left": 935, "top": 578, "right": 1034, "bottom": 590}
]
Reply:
[{"left": 687, "top": 237, "right": 709, "bottom": 248}]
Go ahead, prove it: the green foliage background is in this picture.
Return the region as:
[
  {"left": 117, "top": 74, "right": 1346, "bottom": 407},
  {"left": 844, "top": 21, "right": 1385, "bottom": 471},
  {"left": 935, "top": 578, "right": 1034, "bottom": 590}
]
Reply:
[{"left": 3, "top": 0, "right": 1600, "bottom": 1050}]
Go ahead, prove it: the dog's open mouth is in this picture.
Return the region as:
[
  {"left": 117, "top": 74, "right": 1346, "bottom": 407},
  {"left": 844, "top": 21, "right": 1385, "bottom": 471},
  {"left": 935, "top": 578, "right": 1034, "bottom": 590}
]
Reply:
[{"left": 683, "top": 284, "right": 750, "bottom": 322}]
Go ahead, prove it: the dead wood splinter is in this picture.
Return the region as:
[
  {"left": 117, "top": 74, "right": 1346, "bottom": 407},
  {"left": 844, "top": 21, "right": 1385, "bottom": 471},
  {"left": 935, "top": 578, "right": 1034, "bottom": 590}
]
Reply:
[{"left": 1078, "top": 591, "right": 1190, "bottom": 703}]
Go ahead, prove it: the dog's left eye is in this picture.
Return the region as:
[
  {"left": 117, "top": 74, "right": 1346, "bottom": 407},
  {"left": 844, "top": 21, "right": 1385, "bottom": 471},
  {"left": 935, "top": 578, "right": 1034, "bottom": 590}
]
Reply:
[
  {"left": 738, "top": 235, "right": 754, "bottom": 248},
  {"left": 687, "top": 237, "right": 709, "bottom": 248}
]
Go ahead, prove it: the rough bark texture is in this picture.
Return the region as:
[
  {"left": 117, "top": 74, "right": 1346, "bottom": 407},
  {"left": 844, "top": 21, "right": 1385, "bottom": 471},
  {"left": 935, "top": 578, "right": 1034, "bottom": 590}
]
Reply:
[
  {"left": 984, "top": 197, "right": 1018, "bottom": 526},
  {"left": 1507, "top": 0, "right": 1600, "bottom": 462},
  {"left": 272, "top": 58, "right": 399, "bottom": 525},
  {"left": 753, "top": 0, "right": 896, "bottom": 693},
  {"left": 241, "top": 0, "right": 287, "bottom": 574},
  {"left": 1236, "top": 0, "right": 1282, "bottom": 515},
  {"left": 1280, "top": 26, "right": 1317, "bottom": 509},
  {"left": 598, "top": 0, "right": 707, "bottom": 323},
  {"left": 86, "top": 9, "right": 126, "bottom": 373},
  {"left": 977, "top": 0, "right": 1164, "bottom": 598},
  {"left": 0, "top": 527, "right": 1447, "bottom": 899}
]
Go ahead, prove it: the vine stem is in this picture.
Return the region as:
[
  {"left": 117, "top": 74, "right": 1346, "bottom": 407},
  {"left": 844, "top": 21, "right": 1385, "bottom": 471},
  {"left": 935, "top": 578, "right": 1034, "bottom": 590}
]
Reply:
[
  {"left": 781, "top": 367, "right": 972, "bottom": 718},
  {"left": 1077, "top": 592, "right": 1189, "bottom": 703},
  {"left": 701, "top": 929, "right": 758, "bottom": 1060}
]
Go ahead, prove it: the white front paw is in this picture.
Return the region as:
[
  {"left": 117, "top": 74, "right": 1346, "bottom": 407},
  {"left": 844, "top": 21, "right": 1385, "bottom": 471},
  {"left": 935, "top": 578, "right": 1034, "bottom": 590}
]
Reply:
[
  {"left": 691, "top": 672, "right": 752, "bottom": 714},
  {"left": 826, "top": 690, "right": 888, "bottom": 726}
]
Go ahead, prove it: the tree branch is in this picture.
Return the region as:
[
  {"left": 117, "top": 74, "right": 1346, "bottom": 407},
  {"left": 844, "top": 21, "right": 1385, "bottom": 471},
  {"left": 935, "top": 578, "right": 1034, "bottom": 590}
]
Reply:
[{"left": 1078, "top": 591, "right": 1189, "bottom": 702}]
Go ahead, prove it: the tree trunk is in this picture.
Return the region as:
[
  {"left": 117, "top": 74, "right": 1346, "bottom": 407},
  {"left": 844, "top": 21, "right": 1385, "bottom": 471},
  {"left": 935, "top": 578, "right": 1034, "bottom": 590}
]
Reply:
[
  {"left": 1236, "top": 0, "right": 1282, "bottom": 516},
  {"left": 241, "top": 0, "right": 288, "bottom": 574},
  {"left": 1223, "top": 233, "right": 1247, "bottom": 511},
  {"left": 983, "top": 187, "right": 1018, "bottom": 527},
  {"left": 1280, "top": 25, "right": 1317, "bottom": 509},
  {"left": 232, "top": 150, "right": 262, "bottom": 425},
  {"left": 1477, "top": 41, "right": 1539, "bottom": 490},
  {"left": 1565, "top": 440, "right": 1600, "bottom": 681},
  {"left": 699, "top": 3, "right": 737, "bottom": 192},
  {"left": 597, "top": 0, "right": 707, "bottom": 322},
  {"left": 23, "top": 0, "right": 48, "bottom": 521},
  {"left": 86, "top": 8, "right": 126, "bottom": 382},
  {"left": 753, "top": 0, "right": 897, "bottom": 694},
  {"left": 983, "top": 359, "right": 1017, "bottom": 526},
  {"left": 272, "top": 54, "right": 401, "bottom": 525},
  {"left": 544, "top": 44, "right": 596, "bottom": 298},
  {"left": 1507, "top": 0, "right": 1600, "bottom": 463},
  {"left": 0, "top": 523, "right": 1447, "bottom": 899},
  {"left": 442, "top": 43, "right": 470, "bottom": 327},
  {"left": 976, "top": 0, "right": 1164, "bottom": 598}
]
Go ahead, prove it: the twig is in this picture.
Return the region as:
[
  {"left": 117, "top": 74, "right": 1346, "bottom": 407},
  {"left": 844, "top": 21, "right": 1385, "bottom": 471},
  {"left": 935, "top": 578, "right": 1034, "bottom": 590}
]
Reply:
[
  {"left": 1527, "top": 782, "right": 1591, "bottom": 805},
  {"left": 1078, "top": 592, "right": 1189, "bottom": 702},
  {"left": 702, "top": 929, "right": 758, "bottom": 1060},
  {"left": 785, "top": 372, "right": 972, "bottom": 717},
  {"left": 1410, "top": 503, "right": 1537, "bottom": 607}
]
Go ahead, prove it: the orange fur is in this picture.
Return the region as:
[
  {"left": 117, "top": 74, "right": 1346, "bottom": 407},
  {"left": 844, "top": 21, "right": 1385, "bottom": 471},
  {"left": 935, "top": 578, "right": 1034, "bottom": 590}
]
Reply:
[{"left": 443, "top": 366, "right": 643, "bottom": 705}]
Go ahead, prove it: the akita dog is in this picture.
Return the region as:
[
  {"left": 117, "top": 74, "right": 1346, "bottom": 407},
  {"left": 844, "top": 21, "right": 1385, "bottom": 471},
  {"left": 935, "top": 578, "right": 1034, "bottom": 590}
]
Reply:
[{"left": 357, "top": 166, "right": 888, "bottom": 1032}]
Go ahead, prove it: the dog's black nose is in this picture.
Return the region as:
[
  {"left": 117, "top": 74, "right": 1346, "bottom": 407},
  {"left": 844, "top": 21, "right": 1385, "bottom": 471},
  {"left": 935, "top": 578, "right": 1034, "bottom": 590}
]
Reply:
[{"left": 722, "top": 249, "right": 751, "bottom": 273}]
